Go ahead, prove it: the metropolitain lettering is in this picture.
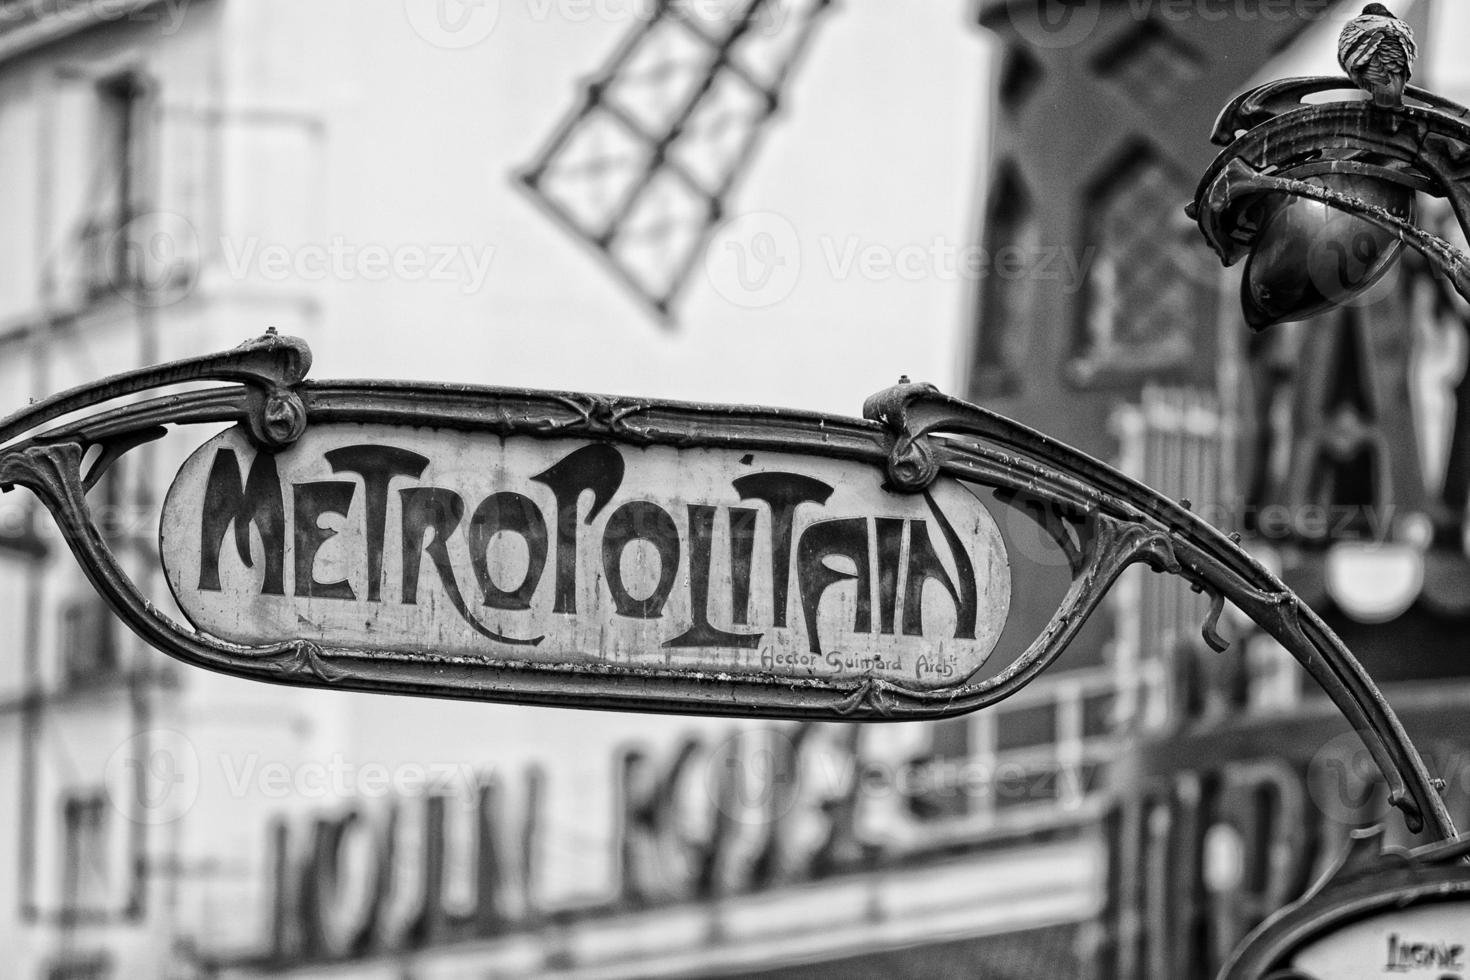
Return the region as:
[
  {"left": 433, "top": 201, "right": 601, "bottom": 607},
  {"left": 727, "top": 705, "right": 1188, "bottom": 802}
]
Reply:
[
  {"left": 163, "top": 425, "right": 1011, "bottom": 688},
  {"left": 194, "top": 440, "right": 982, "bottom": 655}
]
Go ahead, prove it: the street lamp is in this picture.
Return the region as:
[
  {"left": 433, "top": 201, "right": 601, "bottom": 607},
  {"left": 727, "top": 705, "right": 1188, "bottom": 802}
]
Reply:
[
  {"left": 1190, "top": 75, "right": 1470, "bottom": 328},
  {"left": 1187, "top": 55, "right": 1470, "bottom": 980}
]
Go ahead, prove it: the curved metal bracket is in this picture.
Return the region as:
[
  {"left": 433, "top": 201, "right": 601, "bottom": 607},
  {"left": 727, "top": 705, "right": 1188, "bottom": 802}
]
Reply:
[
  {"left": 865, "top": 382, "right": 1456, "bottom": 841},
  {"left": 0, "top": 442, "right": 346, "bottom": 686},
  {"left": 0, "top": 328, "right": 310, "bottom": 454}
]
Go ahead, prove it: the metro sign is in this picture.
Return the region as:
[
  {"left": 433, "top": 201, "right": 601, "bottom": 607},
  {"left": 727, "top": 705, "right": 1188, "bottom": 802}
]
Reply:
[{"left": 161, "top": 425, "right": 1010, "bottom": 690}]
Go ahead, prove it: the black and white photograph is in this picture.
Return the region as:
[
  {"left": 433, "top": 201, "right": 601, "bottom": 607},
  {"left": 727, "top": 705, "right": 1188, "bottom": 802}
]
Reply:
[{"left": 2, "top": 1, "right": 1469, "bottom": 977}]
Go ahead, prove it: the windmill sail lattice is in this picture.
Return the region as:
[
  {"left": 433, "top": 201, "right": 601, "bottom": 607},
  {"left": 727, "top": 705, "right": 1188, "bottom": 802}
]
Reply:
[{"left": 518, "top": 0, "right": 833, "bottom": 321}]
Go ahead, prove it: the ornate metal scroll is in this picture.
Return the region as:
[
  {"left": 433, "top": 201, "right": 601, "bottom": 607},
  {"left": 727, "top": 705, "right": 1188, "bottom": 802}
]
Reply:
[{"left": 0, "top": 334, "right": 1455, "bottom": 842}]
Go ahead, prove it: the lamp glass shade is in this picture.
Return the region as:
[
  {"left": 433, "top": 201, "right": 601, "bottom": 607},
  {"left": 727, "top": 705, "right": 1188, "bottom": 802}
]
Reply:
[{"left": 1241, "top": 173, "right": 1414, "bottom": 330}]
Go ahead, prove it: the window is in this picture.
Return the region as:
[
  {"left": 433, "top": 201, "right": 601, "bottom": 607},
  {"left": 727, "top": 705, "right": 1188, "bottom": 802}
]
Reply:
[
  {"left": 1113, "top": 386, "right": 1226, "bottom": 728},
  {"left": 997, "top": 45, "right": 1042, "bottom": 115},
  {"left": 989, "top": 680, "right": 1113, "bottom": 816},
  {"left": 1405, "top": 235, "right": 1470, "bottom": 548},
  {"left": 1091, "top": 18, "right": 1204, "bottom": 109},
  {"left": 970, "top": 163, "right": 1037, "bottom": 399},
  {"left": 1070, "top": 145, "right": 1215, "bottom": 386},
  {"left": 994, "top": 702, "right": 1057, "bottom": 753},
  {"left": 61, "top": 792, "right": 109, "bottom": 917},
  {"left": 1246, "top": 636, "right": 1302, "bottom": 714},
  {"left": 78, "top": 71, "right": 144, "bottom": 302},
  {"left": 1295, "top": 311, "right": 1384, "bottom": 539},
  {"left": 60, "top": 596, "right": 117, "bottom": 688},
  {"left": 46, "top": 955, "right": 112, "bottom": 980},
  {"left": 0, "top": 501, "right": 45, "bottom": 557},
  {"left": 908, "top": 717, "right": 972, "bottom": 820},
  {"left": 0, "top": 556, "right": 32, "bottom": 693},
  {"left": 907, "top": 675, "right": 1116, "bottom": 823},
  {"left": 1246, "top": 311, "right": 1389, "bottom": 544}
]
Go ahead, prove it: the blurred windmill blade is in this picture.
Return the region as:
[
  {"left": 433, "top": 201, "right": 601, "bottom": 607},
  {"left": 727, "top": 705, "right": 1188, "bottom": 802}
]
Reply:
[{"left": 518, "top": 0, "right": 835, "bottom": 322}]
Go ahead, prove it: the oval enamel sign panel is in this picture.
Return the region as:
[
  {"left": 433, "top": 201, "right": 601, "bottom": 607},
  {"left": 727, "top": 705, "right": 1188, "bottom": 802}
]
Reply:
[
  {"left": 1291, "top": 904, "right": 1470, "bottom": 979},
  {"left": 161, "top": 424, "right": 1011, "bottom": 689}
]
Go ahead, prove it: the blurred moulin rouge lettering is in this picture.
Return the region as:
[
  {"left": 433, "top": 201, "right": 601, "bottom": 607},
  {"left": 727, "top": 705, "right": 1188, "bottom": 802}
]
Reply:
[
  {"left": 267, "top": 769, "right": 544, "bottom": 961},
  {"left": 268, "top": 724, "right": 897, "bottom": 965},
  {"left": 162, "top": 426, "right": 1011, "bottom": 686},
  {"left": 195, "top": 442, "right": 976, "bottom": 648}
]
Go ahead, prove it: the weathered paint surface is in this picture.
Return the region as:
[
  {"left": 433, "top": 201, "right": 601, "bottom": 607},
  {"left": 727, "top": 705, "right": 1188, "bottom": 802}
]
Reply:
[{"left": 161, "top": 424, "right": 1010, "bottom": 689}]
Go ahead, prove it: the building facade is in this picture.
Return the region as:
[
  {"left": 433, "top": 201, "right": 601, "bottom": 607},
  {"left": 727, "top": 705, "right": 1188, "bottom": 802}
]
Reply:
[
  {"left": 970, "top": 1, "right": 1470, "bottom": 977},
  {"left": 0, "top": 2, "right": 344, "bottom": 977}
]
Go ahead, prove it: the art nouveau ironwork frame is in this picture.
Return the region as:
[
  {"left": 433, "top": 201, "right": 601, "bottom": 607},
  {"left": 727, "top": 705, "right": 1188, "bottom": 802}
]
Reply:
[{"left": 0, "top": 331, "right": 1455, "bottom": 842}]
